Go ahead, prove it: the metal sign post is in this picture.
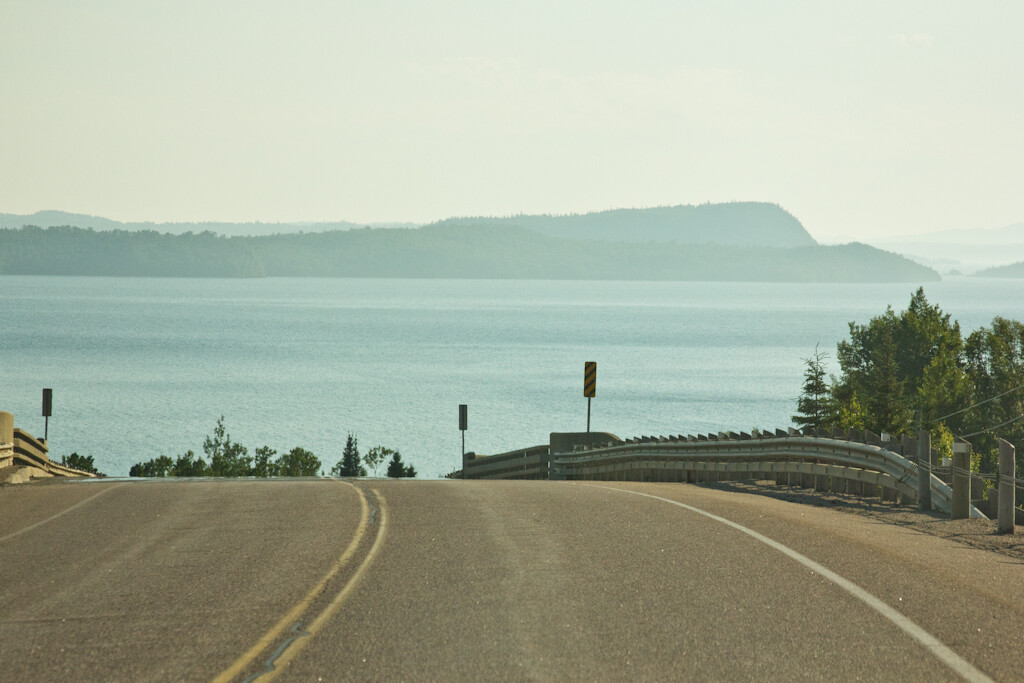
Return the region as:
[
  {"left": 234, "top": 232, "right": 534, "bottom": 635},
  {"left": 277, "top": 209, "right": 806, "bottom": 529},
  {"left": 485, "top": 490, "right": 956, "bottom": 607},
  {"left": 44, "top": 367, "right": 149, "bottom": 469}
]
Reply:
[
  {"left": 42, "top": 388, "right": 53, "bottom": 441},
  {"left": 459, "top": 404, "right": 468, "bottom": 479},
  {"left": 584, "top": 362, "right": 596, "bottom": 436}
]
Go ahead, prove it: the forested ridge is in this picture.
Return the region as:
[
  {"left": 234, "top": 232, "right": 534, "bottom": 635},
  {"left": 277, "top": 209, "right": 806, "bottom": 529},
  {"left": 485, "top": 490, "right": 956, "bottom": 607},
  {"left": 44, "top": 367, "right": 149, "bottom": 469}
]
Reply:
[
  {"left": 0, "top": 223, "right": 939, "bottom": 282},
  {"left": 975, "top": 261, "right": 1024, "bottom": 278},
  {"left": 430, "top": 202, "right": 816, "bottom": 247},
  {"left": 0, "top": 226, "right": 265, "bottom": 277}
]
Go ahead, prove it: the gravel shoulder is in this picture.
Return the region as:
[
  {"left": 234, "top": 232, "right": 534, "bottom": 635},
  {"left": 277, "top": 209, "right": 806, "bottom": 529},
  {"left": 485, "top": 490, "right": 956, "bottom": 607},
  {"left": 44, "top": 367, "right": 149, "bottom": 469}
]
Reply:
[{"left": 706, "top": 479, "right": 1024, "bottom": 561}]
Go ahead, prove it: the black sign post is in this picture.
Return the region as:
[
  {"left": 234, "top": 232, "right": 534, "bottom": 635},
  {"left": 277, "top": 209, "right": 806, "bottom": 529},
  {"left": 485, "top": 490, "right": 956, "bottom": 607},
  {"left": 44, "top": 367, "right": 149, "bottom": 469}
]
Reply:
[
  {"left": 459, "top": 404, "right": 468, "bottom": 479},
  {"left": 42, "top": 388, "right": 53, "bottom": 441}
]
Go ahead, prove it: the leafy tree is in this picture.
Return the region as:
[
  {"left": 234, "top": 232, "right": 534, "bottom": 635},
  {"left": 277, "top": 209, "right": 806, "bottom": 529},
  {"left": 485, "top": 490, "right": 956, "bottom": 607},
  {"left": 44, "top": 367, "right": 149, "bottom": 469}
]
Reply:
[
  {"left": 386, "top": 450, "right": 417, "bottom": 478},
  {"left": 275, "top": 447, "right": 321, "bottom": 477},
  {"left": 172, "top": 450, "right": 208, "bottom": 477},
  {"left": 332, "top": 433, "right": 365, "bottom": 477},
  {"left": 834, "top": 387, "right": 868, "bottom": 431},
  {"left": 918, "top": 352, "right": 972, "bottom": 433},
  {"left": 834, "top": 288, "right": 960, "bottom": 436},
  {"left": 792, "top": 345, "right": 833, "bottom": 432},
  {"left": 253, "top": 446, "right": 279, "bottom": 477},
  {"left": 363, "top": 446, "right": 390, "bottom": 477},
  {"left": 963, "top": 317, "right": 1024, "bottom": 475},
  {"left": 204, "top": 416, "right": 252, "bottom": 477},
  {"left": 60, "top": 452, "right": 103, "bottom": 475},
  {"left": 129, "top": 455, "right": 174, "bottom": 477},
  {"left": 868, "top": 331, "right": 915, "bottom": 435},
  {"left": 797, "top": 291, "right": 1024, "bottom": 478}
]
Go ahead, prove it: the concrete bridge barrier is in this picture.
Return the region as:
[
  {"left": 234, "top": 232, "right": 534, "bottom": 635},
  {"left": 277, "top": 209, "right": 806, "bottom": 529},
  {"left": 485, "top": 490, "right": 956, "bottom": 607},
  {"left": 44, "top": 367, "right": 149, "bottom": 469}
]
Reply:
[
  {"left": 0, "top": 410, "right": 97, "bottom": 481},
  {"left": 0, "top": 411, "right": 13, "bottom": 469}
]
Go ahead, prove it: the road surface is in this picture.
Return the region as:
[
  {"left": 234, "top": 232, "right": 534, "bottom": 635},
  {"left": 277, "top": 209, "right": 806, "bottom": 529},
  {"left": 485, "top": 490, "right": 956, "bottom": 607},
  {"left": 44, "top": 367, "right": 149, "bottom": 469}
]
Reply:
[{"left": 1, "top": 478, "right": 1021, "bottom": 681}]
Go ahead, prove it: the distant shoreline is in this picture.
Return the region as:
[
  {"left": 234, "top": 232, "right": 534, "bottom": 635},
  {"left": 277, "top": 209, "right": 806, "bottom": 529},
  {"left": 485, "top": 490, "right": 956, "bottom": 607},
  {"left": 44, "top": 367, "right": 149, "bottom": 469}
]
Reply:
[{"left": 0, "top": 224, "right": 940, "bottom": 283}]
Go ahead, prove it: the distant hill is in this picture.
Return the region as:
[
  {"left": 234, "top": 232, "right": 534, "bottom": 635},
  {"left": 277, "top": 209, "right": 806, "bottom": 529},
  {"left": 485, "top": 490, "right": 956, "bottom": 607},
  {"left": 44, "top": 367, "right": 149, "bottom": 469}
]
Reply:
[
  {"left": 974, "top": 261, "right": 1024, "bottom": 278},
  {"left": 1, "top": 202, "right": 815, "bottom": 246},
  {"left": 432, "top": 202, "right": 816, "bottom": 247},
  {"left": 0, "top": 211, "right": 416, "bottom": 236},
  {"left": 871, "top": 221, "right": 1024, "bottom": 274},
  {"left": 0, "top": 224, "right": 938, "bottom": 282}
]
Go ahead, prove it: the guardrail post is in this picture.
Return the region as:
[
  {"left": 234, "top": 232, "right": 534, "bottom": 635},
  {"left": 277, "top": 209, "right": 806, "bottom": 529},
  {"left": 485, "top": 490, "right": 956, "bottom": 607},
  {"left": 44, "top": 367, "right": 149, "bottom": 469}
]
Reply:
[
  {"left": 952, "top": 439, "right": 971, "bottom": 520},
  {"left": 998, "top": 439, "right": 1015, "bottom": 534},
  {"left": 917, "top": 429, "right": 932, "bottom": 511}
]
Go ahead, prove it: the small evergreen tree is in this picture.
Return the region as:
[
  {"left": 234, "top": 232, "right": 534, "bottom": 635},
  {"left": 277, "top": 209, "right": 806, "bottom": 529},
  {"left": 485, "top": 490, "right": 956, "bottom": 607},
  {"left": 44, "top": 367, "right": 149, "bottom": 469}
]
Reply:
[
  {"left": 793, "top": 346, "right": 832, "bottom": 432},
  {"left": 332, "top": 433, "right": 365, "bottom": 477},
  {"left": 386, "top": 450, "right": 416, "bottom": 478}
]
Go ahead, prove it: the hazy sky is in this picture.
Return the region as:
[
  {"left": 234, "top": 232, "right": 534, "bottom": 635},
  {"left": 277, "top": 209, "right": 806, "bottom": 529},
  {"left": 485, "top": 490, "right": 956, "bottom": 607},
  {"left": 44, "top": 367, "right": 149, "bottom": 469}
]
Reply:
[{"left": 2, "top": 1, "right": 1021, "bottom": 240}]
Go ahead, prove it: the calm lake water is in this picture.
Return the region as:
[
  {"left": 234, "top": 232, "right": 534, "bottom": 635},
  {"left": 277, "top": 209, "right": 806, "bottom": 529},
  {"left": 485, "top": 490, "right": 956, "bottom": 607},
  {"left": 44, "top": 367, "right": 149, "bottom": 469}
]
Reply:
[{"left": 2, "top": 276, "right": 1022, "bottom": 477}]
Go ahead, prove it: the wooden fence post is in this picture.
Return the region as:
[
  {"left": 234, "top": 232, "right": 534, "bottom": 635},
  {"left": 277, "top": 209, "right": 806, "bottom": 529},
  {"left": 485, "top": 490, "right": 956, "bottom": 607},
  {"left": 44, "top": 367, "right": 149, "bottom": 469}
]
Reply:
[
  {"left": 917, "top": 429, "right": 932, "bottom": 511},
  {"left": 999, "top": 439, "right": 1016, "bottom": 534},
  {"left": 952, "top": 439, "right": 971, "bottom": 520}
]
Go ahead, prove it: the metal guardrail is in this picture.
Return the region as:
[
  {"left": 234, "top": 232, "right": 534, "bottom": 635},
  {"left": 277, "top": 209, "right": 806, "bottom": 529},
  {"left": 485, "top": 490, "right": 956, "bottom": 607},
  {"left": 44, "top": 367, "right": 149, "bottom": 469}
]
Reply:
[
  {"left": 552, "top": 435, "right": 983, "bottom": 517},
  {"left": 464, "top": 432, "right": 986, "bottom": 519},
  {"left": 463, "top": 445, "right": 549, "bottom": 480}
]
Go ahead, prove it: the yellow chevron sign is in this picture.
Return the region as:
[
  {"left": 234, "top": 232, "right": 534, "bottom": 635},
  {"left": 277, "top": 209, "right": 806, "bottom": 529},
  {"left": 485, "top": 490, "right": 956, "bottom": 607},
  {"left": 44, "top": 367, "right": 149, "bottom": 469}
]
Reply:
[{"left": 584, "top": 361, "right": 597, "bottom": 397}]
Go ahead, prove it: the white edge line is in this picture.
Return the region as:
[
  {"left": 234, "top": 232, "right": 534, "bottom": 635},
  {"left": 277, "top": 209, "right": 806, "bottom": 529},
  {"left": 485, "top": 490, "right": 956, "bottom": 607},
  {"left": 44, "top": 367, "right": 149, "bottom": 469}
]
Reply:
[
  {"left": 0, "top": 484, "right": 123, "bottom": 544},
  {"left": 583, "top": 484, "right": 995, "bottom": 683}
]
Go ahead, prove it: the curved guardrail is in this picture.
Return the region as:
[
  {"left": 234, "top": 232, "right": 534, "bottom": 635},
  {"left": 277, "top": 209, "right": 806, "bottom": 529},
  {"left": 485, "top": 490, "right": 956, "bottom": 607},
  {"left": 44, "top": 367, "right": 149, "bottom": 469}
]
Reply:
[
  {"left": 550, "top": 435, "right": 983, "bottom": 518},
  {"left": 6, "top": 427, "right": 97, "bottom": 479},
  {"left": 464, "top": 430, "right": 986, "bottom": 519}
]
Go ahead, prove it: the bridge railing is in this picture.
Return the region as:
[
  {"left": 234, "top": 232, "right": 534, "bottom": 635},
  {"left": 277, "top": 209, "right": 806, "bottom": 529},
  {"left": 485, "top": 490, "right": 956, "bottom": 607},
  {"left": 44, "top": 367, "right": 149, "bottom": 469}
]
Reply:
[
  {"left": 0, "top": 411, "right": 97, "bottom": 479},
  {"left": 12, "top": 428, "right": 96, "bottom": 477},
  {"left": 551, "top": 433, "right": 984, "bottom": 518},
  {"left": 462, "top": 445, "right": 551, "bottom": 480}
]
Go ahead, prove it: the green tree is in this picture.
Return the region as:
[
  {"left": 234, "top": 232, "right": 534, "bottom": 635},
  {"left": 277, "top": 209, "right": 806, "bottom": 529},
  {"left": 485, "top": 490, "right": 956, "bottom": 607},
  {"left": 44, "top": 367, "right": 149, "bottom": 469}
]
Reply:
[
  {"left": 364, "top": 446, "right": 391, "bottom": 477},
  {"left": 834, "top": 288, "right": 959, "bottom": 436},
  {"left": 129, "top": 455, "right": 174, "bottom": 477},
  {"left": 204, "top": 416, "right": 252, "bottom": 477},
  {"left": 834, "top": 387, "right": 868, "bottom": 430},
  {"left": 386, "top": 450, "right": 417, "bottom": 478},
  {"left": 792, "top": 345, "right": 833, "bottom": 432},
  {"left": 918, "top": 352, "right": 972, "bottom": 433},
  {"left": 252, "top": 446, "right": 279, "bottom": 477},
  {"left": 60, "top": 452, "right": 103, "bottom": 475},
  {"left": 332, "top": 433, "right": 365, "bottom": 477},
  {"left": 868, "top": 331, "right": 915, "bottom": 435},
  {"left": 963, "top": 317, "right": 1024, "bottom": 475},
  {"left": 275, "top": 447, "right": 321, "bottom": 477},
  {"left": 172, "top": 450, "right": 208, "bottom": 477}
]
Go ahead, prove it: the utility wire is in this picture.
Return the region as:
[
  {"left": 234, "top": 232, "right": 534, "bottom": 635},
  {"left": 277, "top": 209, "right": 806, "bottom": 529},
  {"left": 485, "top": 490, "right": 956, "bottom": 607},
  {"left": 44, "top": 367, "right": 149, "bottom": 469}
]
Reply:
[
  {"left": 958, "top": 413, "right": 1024, "bottom": 439},
  {"left": 935, "top": 383, "right": 1024, "bottom": 422}
]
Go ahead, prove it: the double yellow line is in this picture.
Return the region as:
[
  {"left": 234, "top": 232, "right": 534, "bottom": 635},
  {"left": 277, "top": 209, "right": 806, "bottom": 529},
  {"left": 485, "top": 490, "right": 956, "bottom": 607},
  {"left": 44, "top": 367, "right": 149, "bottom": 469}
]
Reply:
[{"left": 213, "top": 482, "right": 388, "bottom": 682}]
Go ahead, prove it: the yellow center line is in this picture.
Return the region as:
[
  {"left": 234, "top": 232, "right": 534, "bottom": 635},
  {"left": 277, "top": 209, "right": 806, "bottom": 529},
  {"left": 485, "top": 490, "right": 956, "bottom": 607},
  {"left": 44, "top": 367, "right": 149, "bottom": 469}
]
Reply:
[
  {"left": 212, "top": 480, "right": 370, "bottom": 683},
  {"left": 258, "top": 487, "right": 389, "bottom": 680}
]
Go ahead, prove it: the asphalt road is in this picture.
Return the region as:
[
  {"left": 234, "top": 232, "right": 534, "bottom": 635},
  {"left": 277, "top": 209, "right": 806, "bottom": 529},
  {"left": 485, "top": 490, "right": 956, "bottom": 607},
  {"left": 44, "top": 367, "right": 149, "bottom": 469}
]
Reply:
[{"left": 1, "top": 478, "right": 1022, "bottom": 681}]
